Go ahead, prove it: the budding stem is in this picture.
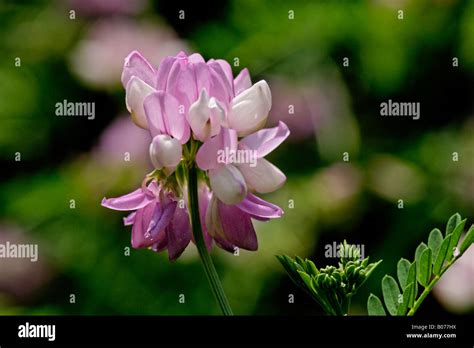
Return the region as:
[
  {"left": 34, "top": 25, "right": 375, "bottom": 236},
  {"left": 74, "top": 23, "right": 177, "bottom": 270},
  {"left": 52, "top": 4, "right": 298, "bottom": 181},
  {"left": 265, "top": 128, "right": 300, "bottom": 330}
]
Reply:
[{"left": 187, "top": 162, "right": 233, "bottom": 315}]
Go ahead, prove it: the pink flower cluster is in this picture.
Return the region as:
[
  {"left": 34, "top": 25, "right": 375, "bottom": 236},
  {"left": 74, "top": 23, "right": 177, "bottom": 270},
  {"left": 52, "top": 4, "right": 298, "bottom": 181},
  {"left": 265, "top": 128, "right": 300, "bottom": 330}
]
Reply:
[{"left": 102, "top": 51, "right": 289, "bottom": 260}]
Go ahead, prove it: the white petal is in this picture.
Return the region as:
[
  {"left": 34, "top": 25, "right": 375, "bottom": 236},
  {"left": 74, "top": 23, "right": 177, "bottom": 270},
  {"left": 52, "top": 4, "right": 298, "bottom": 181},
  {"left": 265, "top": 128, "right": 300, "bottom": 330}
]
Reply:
[
  {"left": 208, "top": 97, "right": 225, "bottom": 136},
  {"left": 209, "top": 165, "right": 247, "bottom": 205},
  {"left": 188, "top": 89, "right": 224, "bottom": 142},
  {"left": 149, "top": 135, "right": 182, "bottom": 175},
  {"left": 205, "top": 194, "right": 226, "bottom": 239},
  {"left": 188, "top": 89, "right": 211, "bottom": 141},
  {"left": 228, "top": 80, "right": 272, "bottom": 137},
  {"left": 125, "top": 77, "right": 155, "bottom": 129},
  {"left": 237, "top": 158, "right": 285, "bottom": 193}
]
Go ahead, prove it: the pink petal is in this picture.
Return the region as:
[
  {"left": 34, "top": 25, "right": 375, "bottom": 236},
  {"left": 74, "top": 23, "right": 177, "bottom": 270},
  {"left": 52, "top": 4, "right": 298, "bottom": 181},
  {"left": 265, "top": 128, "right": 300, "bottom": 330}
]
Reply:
[
  {"left": 204, "top": 194, "right": 235, "bottom": 252},
  {"left": 101, "top": 187, "right": 153, "bottom": 211},
  {"left": 166, "top": 204, "right": 191, "bottom": 261},
  {"left": 121, "top": 51, "right": 155, "bottom": 88},
  {"left": 188, "top": 53, "right": 205, "bottom": 64},
  {"left": 131, "top": 202, "right": 160, "bottom": 248},
  {"left": 236, "top": 193, "right": 283, "bottom": 221},
  {"left": 151, "top": 233, "right": 168, "bottom": 253},
  {"left": 143, "top": 92, "right": 166, "bottom": 136},
  {"left": 208, "top": 60, "right": 232, "bottom": 111},
  {"left": 214, "top": 235, "right": 236, "bottom": 252},
  {"left": 166, "top": 58, "right": 198, "bottom": 111},
  {"left": 123, "top": 212, "right": 136, "bottom": 226},
  {"left": 144, "top": 91, "right": 190, "bottom": 143},
  {"left": 218, "top": 200, "right": 258, "bottom": 251},
  {"left": 194, "top": 62, "right": 211, "bottom": 95},
  {"left": 146, "top": 197, "right": 177, "bottom": 239},
  {"left": 196, "top": 132, "right": 221, "bottom": 170},
  {"left": 155, "top": 56, "right": 175, "bottom": 91},
  {"left": 196, "top": 127, "right": 238, "bottom": 170},
  {"left": 147, "top": 181, "right": 161, "bottom": 196},
  {"left": 234, "top": 68, "right": 252, "bottom": 96},
  {"left": 214, "top": 59, "right": 234, "bottom": 93},
  {"left": 239, "top": 121, "right": 290, "bottom": 158}
]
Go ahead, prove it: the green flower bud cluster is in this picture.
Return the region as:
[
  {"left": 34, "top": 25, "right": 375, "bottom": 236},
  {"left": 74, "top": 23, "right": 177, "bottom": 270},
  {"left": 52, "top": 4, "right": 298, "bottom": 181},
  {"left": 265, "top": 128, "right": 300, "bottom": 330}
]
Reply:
[
  {"left": 339, "top": 240, "right": 361, "bottom": 265},
  {"left": 277, "top": 241, "right": 382, "bottom": 316}
]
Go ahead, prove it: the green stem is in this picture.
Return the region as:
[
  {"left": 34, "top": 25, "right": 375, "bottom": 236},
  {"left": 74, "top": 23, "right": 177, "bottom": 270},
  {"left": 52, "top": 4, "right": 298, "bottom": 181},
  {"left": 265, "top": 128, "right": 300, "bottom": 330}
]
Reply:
[
  {"left": 341, "top": 295, "right": 352, "bottom": 316},
  {"left": 187, "top": 163, "right": 233, "bottom": 316}
]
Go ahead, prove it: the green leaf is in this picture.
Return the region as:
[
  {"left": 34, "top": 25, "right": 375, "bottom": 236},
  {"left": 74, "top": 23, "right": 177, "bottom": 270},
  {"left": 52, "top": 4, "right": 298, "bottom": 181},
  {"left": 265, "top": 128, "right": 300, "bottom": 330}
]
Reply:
[
  {"left": 297, "top": 270, "right": 314, "bottom": 292},
  {"left": 415, "top": 243, "right": 427, "bottom": 265},
  {"left": 460, "top": 224, "right": 474, "bottom": 255},
  {"left": 397, "top": 258, "right": 411, "bottom": 289},
  {"left": 357, "top": 260, "right": 382, "bottom": 290},
  {"left": 276, "top": 255, "right": 306, "bottom": 289},
  {"left": 405, "top": 282, "right": 416, "bottom": 309},
  {"left": 367, "top": 294, "right": 386, "bottom": 316},
  {"left": 397, "top": 282, "right": 413, "bottom": 316},
  {"left": 415, "top": 243, "right": 427, "bottom": 280},
  {"left": 445, "top": 213, "right": 461, "bottom": 237},
  {"left": 433, "top": 234, "right": 452, "bottom": 275},
  {"left": 295, "top": 256, "right": 306, "bottom": 270},
  {"left": 305, "top": 259, "right": 319, "bottom": 276},
  {"left": 298, "top": 270, "right": 338, "bottom": 315},
  {"left": 276, "top": 255, "right": 294, "bottom": 276},
  {"left": 406, "top": 262, "right": 418, "bottom": 308},
  {"left": 382, "top": 275, "right": 400, "bottom": 316},
  {"left": 310, "top": 279, "right": 336, "bottom": 316},
  {"left": 276, "top": 255, "right": 295, "bottom": 274},
  {"left": 447, "top": 219, "right": 466, "bottom": 262},
  {"left": 417, "top": 248, "right": 432, "bottom": 287},
  {"left": 361, "top": 257, "right": 369, "bottom": 268},
  {"left": 428, "top": 228, "right": 443, "bottom": 261}
]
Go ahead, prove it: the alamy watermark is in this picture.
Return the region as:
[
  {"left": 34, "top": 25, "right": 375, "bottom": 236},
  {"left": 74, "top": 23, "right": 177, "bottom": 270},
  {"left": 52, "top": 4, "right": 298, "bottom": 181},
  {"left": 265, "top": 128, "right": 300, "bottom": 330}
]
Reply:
[
  {"left": 55, "top": 99, "right": 95, "bottom": 120},
  {"left": 217, "top": 147, "right": 257, "bottom": 167},
  {"left": 0, "top": 241, "right": 38, "bottom": 262},
  {"left": 18, "top": 322, "right": 55, "bottom": 341},
  {"left": 380, "top": 99, "right": 420, "bottom": 120},
  {"left": 325, "top": 242, "right": 365, "bottom": 260}
]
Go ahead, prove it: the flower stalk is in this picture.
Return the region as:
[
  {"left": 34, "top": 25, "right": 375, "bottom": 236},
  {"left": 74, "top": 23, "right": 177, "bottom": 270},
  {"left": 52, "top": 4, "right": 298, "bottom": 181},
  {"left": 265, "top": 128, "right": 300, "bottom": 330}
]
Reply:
[{"left": 187, "top": 161, "right": 233, "bottom": 316}]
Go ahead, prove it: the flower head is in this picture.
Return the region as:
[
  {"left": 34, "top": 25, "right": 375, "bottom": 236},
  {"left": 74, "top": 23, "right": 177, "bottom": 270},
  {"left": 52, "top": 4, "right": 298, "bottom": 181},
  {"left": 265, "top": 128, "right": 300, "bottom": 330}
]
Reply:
[{"left": 102, "top": 51, "right": 290, "bottom": 259}]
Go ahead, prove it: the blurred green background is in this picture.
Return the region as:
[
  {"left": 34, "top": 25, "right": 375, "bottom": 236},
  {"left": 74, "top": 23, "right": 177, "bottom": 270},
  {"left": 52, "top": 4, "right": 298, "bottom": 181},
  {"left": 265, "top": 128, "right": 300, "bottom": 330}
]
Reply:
[{"left": 0, "top": 0, "right": 473, "bottom": 315}]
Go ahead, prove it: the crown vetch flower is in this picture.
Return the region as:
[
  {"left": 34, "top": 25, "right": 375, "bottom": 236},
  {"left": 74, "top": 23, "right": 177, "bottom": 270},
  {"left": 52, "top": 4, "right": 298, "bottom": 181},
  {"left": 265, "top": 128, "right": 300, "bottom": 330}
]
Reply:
[
  {"left": 196, "top": 121, "right": 289, "bottom": 205},
  {"left": 101, "top": 180, "right": 192, "bottom": 261},
  {"left": 103, "top": 50, "right": 289, "bottom": 259}
]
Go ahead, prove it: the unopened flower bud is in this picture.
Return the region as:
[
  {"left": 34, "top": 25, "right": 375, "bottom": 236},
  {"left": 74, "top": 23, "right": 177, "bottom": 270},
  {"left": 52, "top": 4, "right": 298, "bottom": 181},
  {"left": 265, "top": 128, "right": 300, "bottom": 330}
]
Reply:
[{"left": 149, "top": 134, "right": 182, "bottom": 175}]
